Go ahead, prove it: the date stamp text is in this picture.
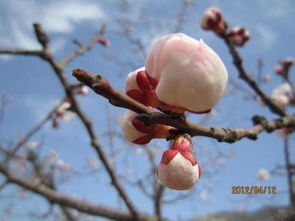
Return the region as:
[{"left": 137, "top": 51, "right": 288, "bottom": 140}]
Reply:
[{"left": 232, "top": 186, "right": 277, "bottom": 194}]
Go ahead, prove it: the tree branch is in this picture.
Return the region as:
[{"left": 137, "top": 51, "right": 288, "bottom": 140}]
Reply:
[
  {"left": 0, "top": 164, "right": 156, "bottom": 221},
  {"left": 221, "top": 34, "right": 287, "bottom": 117},
  {"left": 25, "top": 24, "right": 141, "bottom": 219},
  {"left": 60, "top": 25, "right": 106, "bottom": 66},
  {"left": 72, "top": 69, "right": 295, "bottom": 143}
]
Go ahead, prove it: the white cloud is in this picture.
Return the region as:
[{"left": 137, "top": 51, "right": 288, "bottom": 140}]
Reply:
[
  {"left": 253, "top": 25, "right": 276, "bottom": 49},
  {"left": 0, "top": 0, "right": 105, "bottom": 53}
]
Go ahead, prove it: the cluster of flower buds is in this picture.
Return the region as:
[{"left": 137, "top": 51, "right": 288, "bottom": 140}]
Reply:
[
  {"left": 201, "top": 7, "right": 250, "bottom": 47},
  {"left": 201, "top": 7, "right": 226, "bottom": 35},
  {"left": 120, "top": 110, "right": 174, "bottom": 145},
  {"left": 274, "top": 57, "right": 294, "bottom": 77},
  {"left": 120, "top": 32, "right": 228, "bottom": 190},
  {"left": 271, "top": 83, "right": 293, "bottom": 109},
  {"left": 228, "top": 26, "right": 250, "bottom": 47},
  {"left": 157, "top": 134, "right": 200, "bottom": 190}
]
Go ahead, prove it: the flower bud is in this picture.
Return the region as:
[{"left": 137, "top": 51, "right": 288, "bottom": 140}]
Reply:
[
  {"left": 120, "top": 110, "right": 173, "bottom": 145},
  {"left": 228, "top": 26, "right": 250, "bottom": 47},
  {"left": 200, "top": 7, "right": 226, "bottom": 35},
  {"left": 125, "top": 67, "right": 159, "bottom": 107},
  {"left": 98, "top": 38, "right": 110, "bottom": 47},
  {"left": 145, "top": 33, "right": 228, "bottom": 114},
  {"left": 271, "top": 83, "right": 293, "bottom": 108},
  {"left": 157, "top": 134, "right": 200, "bottom": 190},
  {"left": 274, "top": 57, "right": 294, "bottom": 77}
]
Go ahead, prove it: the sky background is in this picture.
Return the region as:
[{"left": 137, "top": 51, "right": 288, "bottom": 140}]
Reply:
[{"left": 0, "top": 0, "right": 295, "bottom": 220}]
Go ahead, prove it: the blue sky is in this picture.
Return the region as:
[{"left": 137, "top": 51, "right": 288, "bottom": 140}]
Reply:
[{"left": 0, "top": 0, "right": 295, "bottom": 220}]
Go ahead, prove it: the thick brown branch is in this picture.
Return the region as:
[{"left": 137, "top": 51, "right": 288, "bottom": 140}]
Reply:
[
  {"left": 72, "top": 69, "right": 150, "bottom": 114},
  {"left": 0, "top": 49, "right": 42, "bottom": 56},
  {"left": 29, "top": 25, "right": 140, "bottom": 218},
  {"left": 72, "top": 69, "right": 295, "bottom": 143},
  {"left": 0, "top": 164, "right": 156, "bottom": 221}
]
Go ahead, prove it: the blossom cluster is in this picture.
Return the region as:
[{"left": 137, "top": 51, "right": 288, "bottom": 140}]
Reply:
[
  {"left": 120, "top": 31, "right": 228, "bottom": 190},
  {"left": 201, "top": 7, "right": 250, "bottom": 47}
]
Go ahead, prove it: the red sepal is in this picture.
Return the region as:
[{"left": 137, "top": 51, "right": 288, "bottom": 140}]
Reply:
[
  {"left": 131, "top": 118, "right": 154, "bottom": 134},
  {"left": 136, "top": 71, "right": 153, "bottom": 91},
  {"left": 126, "top": 89, "right": 144, "bottom": 103},
  {"left": 133, "top": 135, "right": 153, "bottom": 145},
  {"left": 161, "top": 149, "right": 178, "bottom": 164}
]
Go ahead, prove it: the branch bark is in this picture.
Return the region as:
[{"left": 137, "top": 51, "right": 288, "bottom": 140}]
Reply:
[
  {"left": 72, "top": 69, "right": 295, "bottom": 143},
  {"left": 0, "top": 164, "right": 156, "bottom": 221}
]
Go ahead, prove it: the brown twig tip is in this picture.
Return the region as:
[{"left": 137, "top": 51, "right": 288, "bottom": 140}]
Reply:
[
  {"left": 33, "top": 23, "right": 49, "bottom": 49},
  {"left": 72, "top": 69, "right": 92, "bottom": 85}
]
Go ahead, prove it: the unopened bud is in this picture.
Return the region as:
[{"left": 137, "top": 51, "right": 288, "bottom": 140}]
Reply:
[
  {"left": 201, "top": 7, "right": 226, "bottom": 35},
  {"left": 228, "top": 26, "right": 250, "bottom": 47},
  {"left": 157, "top": 134, "right": 200, "bottom": 190},
  {"left": 120, "top": 110, "right": 173, "bottom": 145},
  {"left": 98, "top": 38, "right": 110, "bottom": 47},
  {"left": 145, "top": 33, "right": 228, "bottom": 114}
]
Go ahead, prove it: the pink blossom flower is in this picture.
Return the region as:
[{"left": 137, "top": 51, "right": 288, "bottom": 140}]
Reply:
[
  {"left": 55, "top": 101, "right": 75, "bottom": 121},
  {"left": 125, "top": 67, "right": 159, "bottom": 107},
  {"left": 200, "top": 7, "right": 225, "bottom": 35},
  {"left": 256, "top": 168, "right": 271, "bottom": 181},
  {"left": 271, "top": 83, "right": 293, "bottom": 108},
  {"left": 120, "top": 110, "right": 174, "bottom": 144},
  {"left": 145, "top": 33, "right": 228, "bottom": 114},
  {"left": 228, "top": 26, "right": 250, "bottom": 47},
  {"left": 157, "top": 134, "right": 200, "bottom": 190}
]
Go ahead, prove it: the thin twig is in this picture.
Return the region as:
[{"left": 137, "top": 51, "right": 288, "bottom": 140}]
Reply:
[
  {"left": 60, "top": 25, "right": 106, "bottom": 66},
  {"left": 221, "top": 34, "right": 287, "bottom": 117}
]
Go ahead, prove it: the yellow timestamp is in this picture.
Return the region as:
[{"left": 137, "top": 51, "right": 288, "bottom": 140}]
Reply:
[{"left": 232, "top": 186, "right": 277, "bottom": 194}]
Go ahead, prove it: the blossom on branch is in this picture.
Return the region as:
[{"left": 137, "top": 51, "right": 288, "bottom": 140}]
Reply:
[
  {"left": 274, "top": 57, "right": 294, "bottom": 77},
  {"left": 120, "top": 110, "right": 174, "bottom": 145},
  {"left": 157, "top": 134, "right": 200, "bottom": 190},
  {"left": 201, "top": 7, "right": 226, "bottom": 35},
  {"left": 271, "top": 83, "right": 293, "bottom": 109},
  {"left": 145, "top": 33, "right": 228, "bottom": 114},
  {"left": 228, "top": 26, "right": 250, "bottom": 47}
]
